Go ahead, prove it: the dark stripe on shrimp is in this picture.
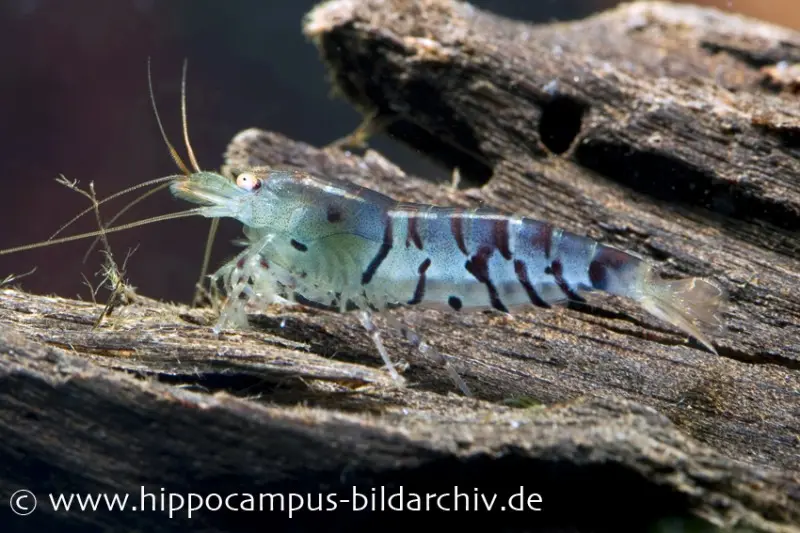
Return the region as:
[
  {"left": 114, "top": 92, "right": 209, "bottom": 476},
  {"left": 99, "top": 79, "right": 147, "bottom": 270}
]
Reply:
[
  {"left": 407, "top": 258, "right": 431, "bottom": 305},
  {"left": 451, "top": 213, "right": 468, "bottom": 255},
  {"left": 588, "top": 245, "right": 633, "bottom": 291},
  {"left": 492, "top": 218, "right": 512, "bottom": 260},
  {"left": 513, "top": 259, "right": 551, "bottom": 308},
  {"left": 549, "top": 259, "right": 586, "bottom": 302},
  {"left": 465, "top": 245, "right": 509, "bottom": 313},
  {"left": 290, "top": 239, "right": 308, "bottom": 252},
  {"left": 406, "top": 215, "right": 423, "bottom": 250},
  {"left": 530, "top": 222, "right": 554, "bottom": 259},
  {"left": 588, "top": 260, "right": 607, "bottom": 290},
  {"left": 362, "top": 218, "right": 393, "bottom": 285}
]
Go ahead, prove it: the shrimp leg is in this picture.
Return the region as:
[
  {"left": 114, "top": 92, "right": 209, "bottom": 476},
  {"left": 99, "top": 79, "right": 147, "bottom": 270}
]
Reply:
[
  {"left": 381, "top": 312, "right": 472, "bottom": 397},
  {"left": 358, "top": 310, "right": 407, "bottom": 388}
]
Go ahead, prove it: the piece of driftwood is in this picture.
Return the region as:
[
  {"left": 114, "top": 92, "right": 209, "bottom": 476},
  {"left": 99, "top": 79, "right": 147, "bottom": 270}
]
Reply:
[
  {"left": 293, "top": 0, "right": 800, "bottom": 463},
  {"left": 1, "top": 1, "right": 799, "bottom": 532},
  {"left": 0, "top": 290, "right": 798, "bottom": 533}
]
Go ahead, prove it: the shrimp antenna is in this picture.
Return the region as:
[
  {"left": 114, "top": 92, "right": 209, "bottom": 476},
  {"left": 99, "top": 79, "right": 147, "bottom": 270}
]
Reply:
[
  {"left": 40, "top": 59, "right": 193, "bottom": 260},
  {"left": 75, "top": 58, "right": 194, "bottom": 262},
  {"left": 178, "top": 58, "right": 221, "bottom": 306},
  {"left": 79, "top": 181, "right": 172, "bottom": 263},
  {"left": 181, "top": 58, "right": 201, "bottom": 173},
  {"left": 47, "top": 175, "right": 179, "bottom": 242},
  {"left": 79, "top": 59, "right": 198, "bottom": 262},
  {"left": 148, "top": 57, "right": 191, "bottom": 176},
  {"left": 0, "top": 208, "right": 203, "bottom": 256}
]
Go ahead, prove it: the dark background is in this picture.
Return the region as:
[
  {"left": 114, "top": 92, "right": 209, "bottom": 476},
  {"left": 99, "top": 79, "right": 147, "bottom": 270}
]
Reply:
[{"left": 0, "top": 0, "right": 795, "bottom": 304}]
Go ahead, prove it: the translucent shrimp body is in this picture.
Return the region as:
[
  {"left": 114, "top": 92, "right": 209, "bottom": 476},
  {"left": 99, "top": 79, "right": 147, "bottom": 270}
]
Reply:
[{"left": 171, "top": 167, "right": 726, "bottom": 395}]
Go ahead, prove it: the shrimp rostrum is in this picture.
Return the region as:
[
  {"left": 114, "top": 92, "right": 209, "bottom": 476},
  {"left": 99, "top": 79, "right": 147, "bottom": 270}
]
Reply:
[{"left": 171, "top": 166, "right": 726, "bottom": 396}]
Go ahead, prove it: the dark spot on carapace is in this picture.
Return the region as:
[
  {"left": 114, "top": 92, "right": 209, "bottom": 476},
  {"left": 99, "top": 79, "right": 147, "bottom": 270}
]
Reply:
[
  {"left": 260, "top": 259, "right": 270, "bottom": 270},
  {"left": 326, "top": 205, "right": 343, "bottom": 223},
  {"left": 448, "top": 296, "right": 463, "bottom": 311},
  {"left": 290, "top": 239, "right": 308, "bottom": 252},
  {"left": 407, "top": 258, "right": 431, "bottom": 305}
]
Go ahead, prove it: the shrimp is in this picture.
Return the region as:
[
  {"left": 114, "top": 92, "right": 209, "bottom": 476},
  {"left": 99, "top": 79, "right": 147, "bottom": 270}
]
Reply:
[
  {"left": 0, "top": 62, "right": 726, "bottom": 397},
  {"left": 171, "top": 167, "right": 726, "bottom": 395}
]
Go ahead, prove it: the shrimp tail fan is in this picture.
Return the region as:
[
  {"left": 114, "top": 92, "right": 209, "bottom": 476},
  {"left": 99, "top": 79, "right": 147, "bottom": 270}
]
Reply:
[{"left": 637, "top": 269, "right": 727, "bottom": 354}]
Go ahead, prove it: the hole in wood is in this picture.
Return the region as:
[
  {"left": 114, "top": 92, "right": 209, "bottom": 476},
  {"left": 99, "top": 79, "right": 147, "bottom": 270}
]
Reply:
[{"left": 539, "top": 95, "right": 587, "bottom": 155}]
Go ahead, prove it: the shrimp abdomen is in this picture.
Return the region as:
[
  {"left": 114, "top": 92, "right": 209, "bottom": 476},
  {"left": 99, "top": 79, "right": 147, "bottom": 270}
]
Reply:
[{"left": 369, "top": 206, "right": 723, "bottom": 351}]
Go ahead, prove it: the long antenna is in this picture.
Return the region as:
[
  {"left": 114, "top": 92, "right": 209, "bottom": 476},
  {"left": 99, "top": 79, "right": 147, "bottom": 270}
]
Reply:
[
  {"left": 181, "top": 59, "right": 201, "bottom": 173},
  {"left": 0, "top": 208, "right": 202, "bottom": 256},
  {"left": 179, "top": 58, "right": 219, "bottom": 307},
  {"left": 47, "top": 175, "right": 179, "bottom": 242},
  {"left": 80, "top": 181, "right": 172, "bottom": 263},
  {"left": 77, "top": 59, "right": 194, "bottom": 263},
  {"left": 148, "top": 57, "right": 191, "bottom": 176}
]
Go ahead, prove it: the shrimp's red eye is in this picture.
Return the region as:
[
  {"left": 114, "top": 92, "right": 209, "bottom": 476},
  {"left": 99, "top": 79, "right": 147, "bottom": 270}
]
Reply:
[{"left": 236, "top": 172, "right": 261, "bottom": 191}]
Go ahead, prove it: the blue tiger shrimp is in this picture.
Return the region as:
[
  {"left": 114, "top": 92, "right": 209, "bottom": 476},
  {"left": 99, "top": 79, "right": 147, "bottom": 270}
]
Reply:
[
  {"left": 0, "top": 63, "right": 726, "bottom": 397},
  {"left": 171, "top": 166, "right": 726, "bottom": 396}
]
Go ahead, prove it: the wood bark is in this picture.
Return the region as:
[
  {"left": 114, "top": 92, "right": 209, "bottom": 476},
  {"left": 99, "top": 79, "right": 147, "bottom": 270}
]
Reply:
[{"left": 1, "top": 1, "right": 799, "bottom": 531}]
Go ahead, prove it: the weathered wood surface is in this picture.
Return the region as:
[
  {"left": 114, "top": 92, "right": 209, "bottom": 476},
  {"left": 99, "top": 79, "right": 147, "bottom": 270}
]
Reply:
[
  {"left": 2, "top": 0, "right": 800, "bottom": 531},
  {"left": 1, "top": 290, "right": 798, "bottom": 532},
  {"left": 293, "top": 0, "right": 800, "bottom": 462}
]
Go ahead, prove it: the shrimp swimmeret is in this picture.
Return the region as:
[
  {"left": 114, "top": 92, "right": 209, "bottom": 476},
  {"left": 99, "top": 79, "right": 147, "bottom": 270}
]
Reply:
[{"left": 0, "top": 65, "right": 726, "bottom": 397}]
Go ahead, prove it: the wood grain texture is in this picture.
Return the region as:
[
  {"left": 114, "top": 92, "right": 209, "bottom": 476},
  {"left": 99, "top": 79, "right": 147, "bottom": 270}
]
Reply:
[
  {"left": 1, "top": 289, "right": 798, "bottom": 531},
  {"left": 291, "top": 0, "right": 800, "bottom": 469},
  {"left": 1, "top": 1, "right": 799, "bottom": 531}
]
